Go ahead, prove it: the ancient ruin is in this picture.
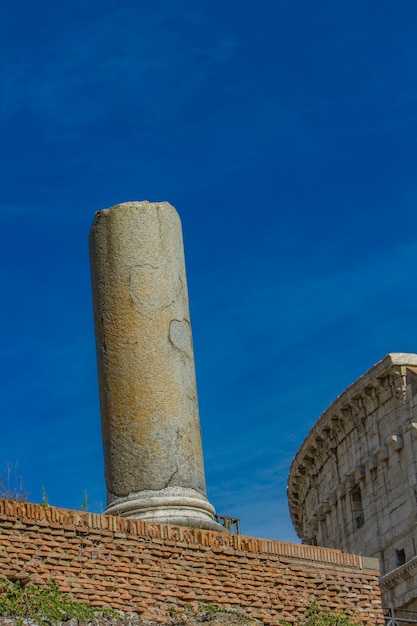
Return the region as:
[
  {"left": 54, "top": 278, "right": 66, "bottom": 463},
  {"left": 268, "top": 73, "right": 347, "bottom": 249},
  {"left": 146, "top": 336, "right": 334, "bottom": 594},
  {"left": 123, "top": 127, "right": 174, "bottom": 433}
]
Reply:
[
  {"left": 0, "top": 201, "right": 386, "bottom": 624},
  {"left": 89, "top": 201, "right": 223, "bottom": 531},
  {"left": 288, "top": 353, "right": 417, "bottom": 615}
]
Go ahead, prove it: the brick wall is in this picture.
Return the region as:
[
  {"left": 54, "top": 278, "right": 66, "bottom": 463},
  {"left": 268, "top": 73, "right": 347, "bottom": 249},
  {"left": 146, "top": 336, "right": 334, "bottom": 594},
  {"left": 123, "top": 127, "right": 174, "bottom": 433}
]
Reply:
[{"left": 0, "top": 500, "right": 383, "bottom": 624}]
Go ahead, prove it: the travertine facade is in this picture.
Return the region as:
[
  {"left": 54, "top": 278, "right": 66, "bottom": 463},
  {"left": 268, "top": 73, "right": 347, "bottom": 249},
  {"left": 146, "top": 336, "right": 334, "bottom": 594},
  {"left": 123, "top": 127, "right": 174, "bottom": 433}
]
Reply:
[{"left": 288, "top": 353, "right": 417, "bottom": 613}]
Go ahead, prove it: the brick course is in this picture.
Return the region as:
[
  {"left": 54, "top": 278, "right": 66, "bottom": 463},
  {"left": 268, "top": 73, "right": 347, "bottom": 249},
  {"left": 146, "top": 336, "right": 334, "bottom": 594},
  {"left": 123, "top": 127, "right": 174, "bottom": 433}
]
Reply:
[{"left": 0, "top": 500, "right": 383, "bottom": 624}]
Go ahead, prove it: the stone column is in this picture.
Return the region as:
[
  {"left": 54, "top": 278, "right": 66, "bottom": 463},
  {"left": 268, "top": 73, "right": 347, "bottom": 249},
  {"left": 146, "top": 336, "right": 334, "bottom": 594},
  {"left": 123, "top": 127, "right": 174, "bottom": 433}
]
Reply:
[{"left": 89, "top": 201, "right": 223, "bottom": 531}]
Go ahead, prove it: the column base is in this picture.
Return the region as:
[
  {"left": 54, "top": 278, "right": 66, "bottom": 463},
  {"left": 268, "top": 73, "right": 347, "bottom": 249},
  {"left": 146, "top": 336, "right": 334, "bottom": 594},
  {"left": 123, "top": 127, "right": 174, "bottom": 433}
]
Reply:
[{"left": 104, "top": 486, "right": 227, "bottom": 532}]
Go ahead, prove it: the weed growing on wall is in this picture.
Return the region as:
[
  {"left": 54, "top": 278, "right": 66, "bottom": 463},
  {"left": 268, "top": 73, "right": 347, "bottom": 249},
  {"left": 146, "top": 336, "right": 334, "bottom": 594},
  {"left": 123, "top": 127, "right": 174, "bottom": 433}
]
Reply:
[
  {"left": 280, "top": 600, "right": 360, "bottom": 626},
  {"left": 81, "top": 489, "right": 88, "bottom": 511},
  {"left": 0, "top": 578, "right": 117, "bottom": 625},
  {"left": 41, "top": 485, "right": 49, "bottom": 508},
  {"left": 168, "top": 604, "right": 257, "bottom": 624}
]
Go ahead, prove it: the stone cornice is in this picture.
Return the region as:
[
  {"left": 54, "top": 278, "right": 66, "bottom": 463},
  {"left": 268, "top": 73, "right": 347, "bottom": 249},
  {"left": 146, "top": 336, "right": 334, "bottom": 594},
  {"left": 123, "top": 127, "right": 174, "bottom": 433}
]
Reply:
[
  {"left": 380, "top": 555, "right": 417, "bottom": 590},
  {"left": 288, "top": 353, "right": 417, "bottom": 540}
]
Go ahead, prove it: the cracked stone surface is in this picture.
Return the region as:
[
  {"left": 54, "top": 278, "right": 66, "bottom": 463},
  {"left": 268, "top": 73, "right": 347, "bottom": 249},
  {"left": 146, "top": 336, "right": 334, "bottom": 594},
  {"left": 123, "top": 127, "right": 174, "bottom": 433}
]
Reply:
[{"left": 89, "top": 202, "right": 223, "bottom": 530}]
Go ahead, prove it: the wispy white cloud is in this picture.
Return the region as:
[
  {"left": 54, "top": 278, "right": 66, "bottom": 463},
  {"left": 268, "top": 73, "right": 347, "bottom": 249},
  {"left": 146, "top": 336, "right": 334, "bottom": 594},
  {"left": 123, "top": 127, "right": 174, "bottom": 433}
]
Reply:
[{"left": 194, "top": 235, "right": 417, "bottom": 539}]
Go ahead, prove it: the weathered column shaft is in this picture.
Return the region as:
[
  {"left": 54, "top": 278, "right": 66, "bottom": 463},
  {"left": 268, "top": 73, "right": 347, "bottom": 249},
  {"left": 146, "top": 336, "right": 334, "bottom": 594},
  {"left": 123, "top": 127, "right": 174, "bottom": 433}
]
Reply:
[{"left": 89, "top": 201, "right": 222, "bottom": 530}]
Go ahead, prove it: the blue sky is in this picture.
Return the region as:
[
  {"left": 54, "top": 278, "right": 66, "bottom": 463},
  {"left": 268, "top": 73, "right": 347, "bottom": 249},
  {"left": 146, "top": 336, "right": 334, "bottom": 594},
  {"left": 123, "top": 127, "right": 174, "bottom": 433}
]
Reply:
[{"left": 1, "top": 1, "right": 417, "bottom": 542}]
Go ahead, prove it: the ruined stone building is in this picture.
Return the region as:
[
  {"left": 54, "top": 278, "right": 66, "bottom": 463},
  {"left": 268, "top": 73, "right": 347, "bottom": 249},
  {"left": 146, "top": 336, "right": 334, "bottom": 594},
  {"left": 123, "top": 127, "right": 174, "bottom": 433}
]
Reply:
[
  {"left": 288, "top": 353, "right": 417, "bottom": 613},
  {"left": 0, "top": 200, "right": 385, "bottom": 626}
]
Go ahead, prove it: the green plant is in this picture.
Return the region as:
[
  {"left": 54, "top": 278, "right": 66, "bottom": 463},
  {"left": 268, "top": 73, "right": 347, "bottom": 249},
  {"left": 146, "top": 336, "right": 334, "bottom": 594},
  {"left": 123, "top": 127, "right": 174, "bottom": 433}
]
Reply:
[
  {"left": 168, "top": 603, "right": 256, "bottom": 624},
  {"left": 199, "top": 604, "right": 256, "bottom": 622},
  {"left": 41, "top": 486, "right": 49, "bottom": 509},
  {"left": 168, "top": 606, "right": 183, "bottom": 618},
  {"left": 0, "top": 578, "right": 117, "bottom": 626},
  {"left": 280, "top": 600, "right": 360, "bottom": 626},
  {"left": 81, "top": 489, "right": 88, "bottom": 511}
]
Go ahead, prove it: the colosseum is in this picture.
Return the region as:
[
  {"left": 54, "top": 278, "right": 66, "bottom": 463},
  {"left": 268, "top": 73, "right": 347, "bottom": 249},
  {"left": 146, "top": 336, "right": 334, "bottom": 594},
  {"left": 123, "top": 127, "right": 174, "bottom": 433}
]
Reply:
[{"left": 288, "top": 353, "right": 417, "bottom": 615}]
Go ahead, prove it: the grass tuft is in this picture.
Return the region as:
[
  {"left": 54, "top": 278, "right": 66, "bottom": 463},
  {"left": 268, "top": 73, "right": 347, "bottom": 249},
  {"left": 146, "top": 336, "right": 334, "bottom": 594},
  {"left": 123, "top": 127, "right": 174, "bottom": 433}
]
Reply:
[{"left": 0, "top": 578, "right": 117, "bottom": 625}]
